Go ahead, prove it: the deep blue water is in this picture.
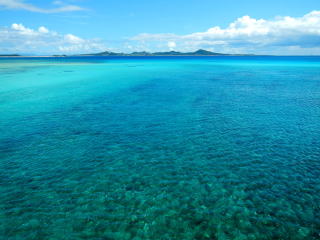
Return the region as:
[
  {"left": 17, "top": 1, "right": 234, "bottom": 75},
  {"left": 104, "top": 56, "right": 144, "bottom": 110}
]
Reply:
[{"left": 1, "top": 56, "right": 320, "bottom": 239}]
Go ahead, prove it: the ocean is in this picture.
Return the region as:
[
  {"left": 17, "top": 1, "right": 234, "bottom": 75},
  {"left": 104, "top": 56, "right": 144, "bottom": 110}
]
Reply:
[{"left": 1, "top": 56, "right": 320, "bottom": 239}]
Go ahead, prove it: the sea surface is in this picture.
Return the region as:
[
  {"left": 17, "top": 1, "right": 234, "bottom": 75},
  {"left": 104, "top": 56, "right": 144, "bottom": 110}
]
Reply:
[{"left": 0, "top": 56, "right": 320, "bottom": 240}]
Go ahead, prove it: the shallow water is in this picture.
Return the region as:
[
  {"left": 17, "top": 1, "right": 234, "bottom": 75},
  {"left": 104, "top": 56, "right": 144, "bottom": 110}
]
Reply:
[{"left": 1, "top": 56, "right": 320, "bottom": 240}]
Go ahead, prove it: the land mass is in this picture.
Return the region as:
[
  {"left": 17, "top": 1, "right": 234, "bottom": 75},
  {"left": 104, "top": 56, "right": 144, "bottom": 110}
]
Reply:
[
  {"left": 0, "top": 54, "right": 21, "bottom": 57},
  {"left": 0, "top": 49, "right": 255, "bottom": 57},
  {"left": 76, "top": 49, "right": 254, "bottom": 57}
]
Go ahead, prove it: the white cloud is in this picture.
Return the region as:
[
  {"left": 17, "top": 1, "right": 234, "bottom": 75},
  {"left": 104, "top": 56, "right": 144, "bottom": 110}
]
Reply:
[
  {"left": 167, "top": 41, "right": 176, "bottom": 49},
  {"left": 64, "top": 33, "right": 84, "bottom": 44},
  {"left": 0, "top": 23, "right": 107, "bottom": 54},
  {"left": 0, "top": 0, "right": 84, "bottom": 13},
  {"left": 131, "top": 11, "right": 320, "bottom": 55},
  {"left": 38, "top": 26, "right": 49, "bottom": 34},
  {"left": 11, "top": 23, "right": 32, "bottom": 33}
]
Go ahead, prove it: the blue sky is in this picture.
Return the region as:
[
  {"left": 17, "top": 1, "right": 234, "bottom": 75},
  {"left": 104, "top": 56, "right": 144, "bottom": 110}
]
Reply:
[{"left": 1, "top": 0, "right": 320, "bottom": 55}]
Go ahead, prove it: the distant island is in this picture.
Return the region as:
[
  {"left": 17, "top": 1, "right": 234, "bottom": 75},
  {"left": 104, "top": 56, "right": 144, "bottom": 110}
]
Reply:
[
  {"left": 75, "top": 49, "right": 254, "bottom": 57},
  {"left": 0, "top": 49, "right": 255, "bottom": 57},
  {"left": 0, "top": 54, "right": 21, "bottom": 57}
]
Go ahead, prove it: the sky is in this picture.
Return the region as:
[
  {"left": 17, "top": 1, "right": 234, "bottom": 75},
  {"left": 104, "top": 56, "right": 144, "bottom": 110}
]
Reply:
[{"left": 1, "top": 0, "right": 320, "bottom": 55}]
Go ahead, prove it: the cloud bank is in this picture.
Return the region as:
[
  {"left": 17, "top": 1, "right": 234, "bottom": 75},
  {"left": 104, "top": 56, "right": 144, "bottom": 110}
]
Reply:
[
  {"left": 130, "top": 11, "right": 320, "bottom": 55},
  {"left": 1, "top": 11, "right": 320, "bottom": 55},
  {"left": 0, "top": 0, "right": 84, "bottom": 13},
  {"left": 0, "top": 23, "right": 106, "bottom": 54}
]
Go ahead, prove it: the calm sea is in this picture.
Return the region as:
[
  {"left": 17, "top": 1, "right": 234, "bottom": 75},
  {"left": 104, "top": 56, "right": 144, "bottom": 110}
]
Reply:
[{"left": 1, "top": 56, "right": 320, "bottom": 239}]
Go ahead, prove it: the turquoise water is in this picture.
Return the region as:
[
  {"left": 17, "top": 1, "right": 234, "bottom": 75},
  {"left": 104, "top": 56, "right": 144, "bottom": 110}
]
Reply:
[{"left": 1, "top": 56, "right": 320, "bottom": 240}]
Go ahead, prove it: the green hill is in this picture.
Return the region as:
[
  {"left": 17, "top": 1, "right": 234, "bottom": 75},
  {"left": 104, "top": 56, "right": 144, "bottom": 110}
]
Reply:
[{"left": 79, "top": 49, "right": 229, "bottom": 56}]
